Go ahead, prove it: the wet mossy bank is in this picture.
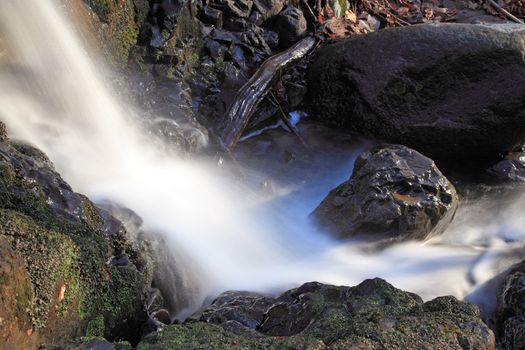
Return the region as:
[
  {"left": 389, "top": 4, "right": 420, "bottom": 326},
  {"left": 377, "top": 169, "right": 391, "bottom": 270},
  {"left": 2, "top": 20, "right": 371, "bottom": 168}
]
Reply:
[{"left": 0, "top": 122, "right": 151, "bottom": 349}]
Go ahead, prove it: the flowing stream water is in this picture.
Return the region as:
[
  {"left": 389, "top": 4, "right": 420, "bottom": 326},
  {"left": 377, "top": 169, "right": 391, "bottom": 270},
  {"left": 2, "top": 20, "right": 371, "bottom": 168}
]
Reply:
[{"left": 0, "top": 0, "right": 524, "bottom": 319}]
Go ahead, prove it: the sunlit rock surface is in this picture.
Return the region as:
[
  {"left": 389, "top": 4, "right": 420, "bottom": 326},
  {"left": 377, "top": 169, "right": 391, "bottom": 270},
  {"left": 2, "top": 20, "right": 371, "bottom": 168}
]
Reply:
[{"left": 60, "top": 0, "right": 148, "bottom": 67}]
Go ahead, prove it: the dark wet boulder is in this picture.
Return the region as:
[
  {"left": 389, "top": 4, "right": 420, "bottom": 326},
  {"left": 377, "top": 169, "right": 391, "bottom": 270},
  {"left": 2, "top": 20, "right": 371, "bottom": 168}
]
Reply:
[
  {"left": 496, "top": 261, "right": 525, "bottom": 349},
  {"left": 487, "top": 158, "right": 525, "bottom": 182},
  {"left": 275, "top": 6, "right": 307, "bottom": 48},
  {"left": 137, "top": 278, "right": 495, "bottom": 349},
  {"left": 189, "top": 291, "right": 275, "bottom": 330},
  {"left": 311, "top": 145, "right": 458, "bottom": 243},
  {"left": 308, "top": 23, "right": 525, "bottom": 162}
]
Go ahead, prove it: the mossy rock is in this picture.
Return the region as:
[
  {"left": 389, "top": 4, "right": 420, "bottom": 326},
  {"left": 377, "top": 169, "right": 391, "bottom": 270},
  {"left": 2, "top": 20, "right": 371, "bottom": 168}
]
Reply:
[
  {"left": 0, "top": 130, "right": 150, "bottom": 347},
  {"left": 138, "top": 279, "right": 495, "bottom": 350},
  {"left": 137, "top": 322, "right": 324, "bottom": 350},
  {"left": 0, "top": 235, "right": 37, "bottom": 350},
  {"left": 84, "top": 0, "right": 149, "bottom": 66}
]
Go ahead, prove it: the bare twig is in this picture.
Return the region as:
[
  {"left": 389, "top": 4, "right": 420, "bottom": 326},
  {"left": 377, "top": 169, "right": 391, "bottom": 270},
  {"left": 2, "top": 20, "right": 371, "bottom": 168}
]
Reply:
[
  {"left": 269, "top": 91, "right": 310, "bottom": 150},
  {"left": 359, "top": 0, "right": 411, "bottom": 26},
  {"left": 488, "top": 0, "right": 525, "bottom": 24}
]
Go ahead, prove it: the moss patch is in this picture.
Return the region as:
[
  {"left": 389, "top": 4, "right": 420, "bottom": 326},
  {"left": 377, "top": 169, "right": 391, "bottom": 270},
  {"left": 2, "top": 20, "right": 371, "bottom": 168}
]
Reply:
[{"left": 85, "top": 0, "right": 148, "bottom": 66}]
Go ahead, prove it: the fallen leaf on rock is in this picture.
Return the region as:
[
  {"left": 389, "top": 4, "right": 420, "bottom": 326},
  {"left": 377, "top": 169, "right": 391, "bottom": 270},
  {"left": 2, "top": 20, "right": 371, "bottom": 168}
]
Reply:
[
  {"left": 58, "top": 284, "right": 66, "bottom": 302},
  {"left": 392, "top": 192, "right": 419, "bottom": 203}
]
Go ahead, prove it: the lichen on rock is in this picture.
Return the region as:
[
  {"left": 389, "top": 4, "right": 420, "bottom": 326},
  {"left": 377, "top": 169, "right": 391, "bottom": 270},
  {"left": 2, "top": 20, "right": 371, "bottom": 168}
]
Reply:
[{"left": 138, "top": 278, "right": 495, "bottom": 350}]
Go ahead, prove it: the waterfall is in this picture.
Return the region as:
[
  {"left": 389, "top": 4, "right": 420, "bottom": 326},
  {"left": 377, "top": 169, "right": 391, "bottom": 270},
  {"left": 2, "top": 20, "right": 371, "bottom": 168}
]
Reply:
[{"left": 0, "top": 0, "right": 523, "bottom": 318}]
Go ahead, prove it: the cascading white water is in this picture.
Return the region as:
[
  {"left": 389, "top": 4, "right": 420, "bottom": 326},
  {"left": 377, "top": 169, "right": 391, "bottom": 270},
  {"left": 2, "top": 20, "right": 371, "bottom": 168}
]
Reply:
[{"left": 0, "top": 0, "right": 524, "bottom": 317}]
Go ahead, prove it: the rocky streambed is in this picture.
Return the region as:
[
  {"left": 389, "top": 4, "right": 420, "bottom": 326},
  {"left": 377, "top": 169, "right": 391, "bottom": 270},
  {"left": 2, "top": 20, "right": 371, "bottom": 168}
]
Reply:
[{"left": 2, "top": 0, "right": 525, "bottom": 349}]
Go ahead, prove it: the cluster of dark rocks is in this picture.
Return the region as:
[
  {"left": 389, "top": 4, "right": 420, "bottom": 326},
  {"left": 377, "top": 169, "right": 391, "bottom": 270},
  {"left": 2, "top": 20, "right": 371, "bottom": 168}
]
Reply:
[{"left": 133, "top": 0, "right": 312, "bottom": 133}]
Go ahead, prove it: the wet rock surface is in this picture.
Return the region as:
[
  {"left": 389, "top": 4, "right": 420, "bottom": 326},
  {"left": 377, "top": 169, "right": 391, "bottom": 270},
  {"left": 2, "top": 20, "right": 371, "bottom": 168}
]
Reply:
[
  {"left": 487, "top": 156, "right": 525, "bottom": 183},
  {"left": 189, "top": 291, "right": 275, "bottom": 330},
  {"left": 138, "top": 278, "right": 495, "bottom": 349},
  {"left": 308, "top": 23, "right": 525, "bottom": 162},
  {"left": 496, "top": 261, "right": 525, "bottom": 350},
  {"left": 311, "top": 144, "right": 458, "bottom": 243}
]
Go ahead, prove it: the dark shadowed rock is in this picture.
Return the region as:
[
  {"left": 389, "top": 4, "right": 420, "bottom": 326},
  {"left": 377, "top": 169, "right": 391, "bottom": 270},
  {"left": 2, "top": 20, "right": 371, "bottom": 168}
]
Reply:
[
  {"left": 496, "top": 261, "right": 525, "bottom": 349},
  {"left": 219, "top": 0, "right": 253, "bottom": 18},
  {"left": 311, "top": 145, "right": 458, "bottom": 243},
  {"left": 275, "top": 6, "right": 307, "bottom": 48},
  {"left": 197, "top": 6, "right": 224, "bottom": 28},
  {"left": 138, "top": 278, "right": 495, "bottom": 349},
  {"left": 253, "top": 0, "right": 287, "bottom": 20},
  {"left": 308, "top": 23, "right": 525, "bottom": 162}
]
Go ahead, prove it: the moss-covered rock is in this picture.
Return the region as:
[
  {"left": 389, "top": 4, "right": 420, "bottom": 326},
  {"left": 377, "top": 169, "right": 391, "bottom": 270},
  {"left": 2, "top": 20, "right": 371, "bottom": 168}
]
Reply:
[
  {"left": 0, "top": 123, "right": 150, "bottom": 347},
  {"left": 83, "top": 0, "right": 149, "bottom": 66},
  {"left": 0, "top": 235, "right": 37, "bottom": 350},
  {"left": 138, "top": 279, "right": 495, "bottom": 350}
]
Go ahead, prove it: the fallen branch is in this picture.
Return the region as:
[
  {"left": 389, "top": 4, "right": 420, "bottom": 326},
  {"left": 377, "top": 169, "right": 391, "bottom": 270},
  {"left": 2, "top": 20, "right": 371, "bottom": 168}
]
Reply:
[
  {"left": 488, "top": 0, "right": 525, "bottom": 24},
  {"left": 214, "top": 36, "right": 317, "bottom": 150}
]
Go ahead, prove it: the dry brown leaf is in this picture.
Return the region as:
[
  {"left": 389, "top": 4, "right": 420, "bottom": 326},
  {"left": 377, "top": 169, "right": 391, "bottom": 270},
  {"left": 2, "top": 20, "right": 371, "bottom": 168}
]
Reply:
[{"left": 345, "top": 9, "right": 357, "bottom": 22}]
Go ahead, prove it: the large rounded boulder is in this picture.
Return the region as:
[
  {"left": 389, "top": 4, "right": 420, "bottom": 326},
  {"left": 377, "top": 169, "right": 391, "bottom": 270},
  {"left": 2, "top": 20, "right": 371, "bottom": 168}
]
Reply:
[
  {"left": 311, "top": 144, "right": 458, "bottom": 242},
  {"left": 307, "top": 23, "right": 525, "bottom": 162}
]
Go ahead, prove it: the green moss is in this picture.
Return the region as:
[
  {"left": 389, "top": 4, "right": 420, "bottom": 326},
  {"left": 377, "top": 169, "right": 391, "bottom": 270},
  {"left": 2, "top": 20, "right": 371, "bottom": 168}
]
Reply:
[
  {"left": 0, "top": 210, "right": 81, "bottom": 331},
  {"left": 86, "top": 0, "right": 147, "bottom": 66},
  {"left": 137, "top": 323, "right": 323, "bottom": 350},
  {"left": 86, "top": 315, "right": 105, "bottom": 338}
]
